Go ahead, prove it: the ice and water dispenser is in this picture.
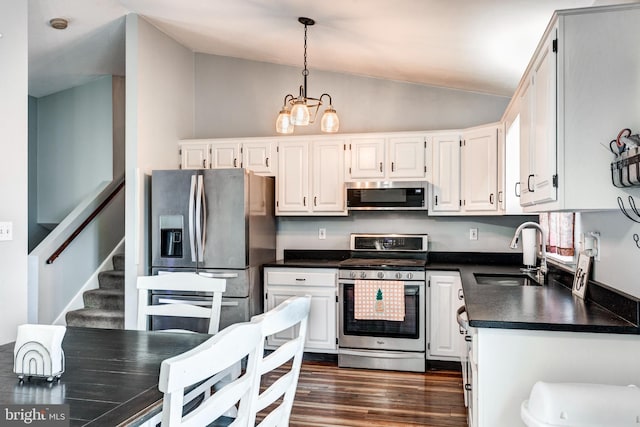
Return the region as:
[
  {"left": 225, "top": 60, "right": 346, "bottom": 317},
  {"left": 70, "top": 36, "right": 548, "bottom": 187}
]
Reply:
[{"left": 160, "top": 215, "right": 183, "bottom": 258}]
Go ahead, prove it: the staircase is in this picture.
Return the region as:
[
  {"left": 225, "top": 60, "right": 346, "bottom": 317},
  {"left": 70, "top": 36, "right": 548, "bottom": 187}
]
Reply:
[{"left": 65, "top": 253, "right": 125, "bottom": 329}]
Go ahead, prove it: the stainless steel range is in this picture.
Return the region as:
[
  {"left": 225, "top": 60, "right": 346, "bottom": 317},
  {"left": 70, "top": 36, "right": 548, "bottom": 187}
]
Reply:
[{"left": 338, "top": 233, "right": 428, "bottom": 372}]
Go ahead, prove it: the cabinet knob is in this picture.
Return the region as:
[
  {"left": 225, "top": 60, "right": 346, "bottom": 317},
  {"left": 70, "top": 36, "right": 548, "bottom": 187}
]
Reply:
[
  {"left": 458, "top": 288, "right": 464, "bottom": 300},
  {"left": 489, "top": 193, "right": 495, "bottom": 204},
  {"left": 379, "top": 162, "right": 383, "bottom": 173},
  {"left": 465, "top": 384, "right": 472, "bottom": 391},
  {"left": 515, "top": 182, "right": 521, "bottom": 197},
  {"left": 391, "top": 162, "right": 395, "bottom": 172},
  {"left": 527, "top": 174, "right": 535, "bottom": 192},
  {"left": 303, "top": 196, "right": 307, "bottom": 206},
  {"left": 314, "top": 196, "right": 318, "bottom": 206},
  {"left": 233, "top": 158, "right": 238, "bottom": 168},
  {"left": 265, "top": 157, "right": 269, "bottom": 167}
]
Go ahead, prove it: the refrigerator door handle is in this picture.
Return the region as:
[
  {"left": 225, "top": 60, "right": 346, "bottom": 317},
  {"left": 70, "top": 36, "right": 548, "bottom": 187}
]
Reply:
[
  {"left": 188, "top": 175, "right": 197, "bottom": 262},
  {"left": 195, "top": 175, "right": 206, "bottom": 263},
  {"left": 198, "top": 272, "right": 240, "bottom": 279}
]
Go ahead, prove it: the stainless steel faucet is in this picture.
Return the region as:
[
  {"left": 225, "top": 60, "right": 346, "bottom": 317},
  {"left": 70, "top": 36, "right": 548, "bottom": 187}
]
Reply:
[{"left": 510, "top": 221, "right": 547, "bottom": 283}]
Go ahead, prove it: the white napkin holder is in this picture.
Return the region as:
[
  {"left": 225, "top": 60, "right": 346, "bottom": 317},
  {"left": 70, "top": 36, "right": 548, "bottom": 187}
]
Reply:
[{"left": 13, "top": 324, "right": 66, "bottom": 382}]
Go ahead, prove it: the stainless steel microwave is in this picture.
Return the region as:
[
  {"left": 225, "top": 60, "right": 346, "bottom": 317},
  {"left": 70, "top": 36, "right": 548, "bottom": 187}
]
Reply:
[{"left": 346, "top": 181, "right": 428, "bottom": 210}]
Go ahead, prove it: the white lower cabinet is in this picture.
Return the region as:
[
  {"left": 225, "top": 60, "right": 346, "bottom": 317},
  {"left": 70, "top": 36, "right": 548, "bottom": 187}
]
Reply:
[
  {"left": 264, "top": 267, "right": 337, "bottom": 353},
  {"left": 427, "top": 271, "right": 466, "bottom": 361},
  {"left": 474, "top": 328, "right": 640, "bottom": 427}
]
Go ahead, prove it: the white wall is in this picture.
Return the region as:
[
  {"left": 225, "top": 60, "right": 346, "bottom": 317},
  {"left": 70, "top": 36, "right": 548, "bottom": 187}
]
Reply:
[
  {"left": 276, "top": 212, "right": 535, "bottom": 259},
  {"left": 579, "top": 210, "right": 640, "bottom": 298},
  {"left": 36, "top": 76, "right": 115, "bottom": 224},
  {"left": 0, "top": 0, "right": 28, "bottom": 344},
  {"left": 194, "top": 54, "right": 510, "bottom": 138},
  {"left": 125, "top": 14, "right": 195, "bottom": 328}
]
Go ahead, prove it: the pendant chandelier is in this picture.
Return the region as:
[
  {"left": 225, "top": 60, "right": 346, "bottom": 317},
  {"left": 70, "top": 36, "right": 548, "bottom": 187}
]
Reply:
[{"left": 276, "top": 17, "right": 339, "bottom": 134}]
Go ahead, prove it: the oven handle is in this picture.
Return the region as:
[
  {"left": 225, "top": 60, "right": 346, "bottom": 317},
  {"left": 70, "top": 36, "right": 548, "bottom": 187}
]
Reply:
[{"left": 339, "top": 349, "right": 423, "bottom": 359}]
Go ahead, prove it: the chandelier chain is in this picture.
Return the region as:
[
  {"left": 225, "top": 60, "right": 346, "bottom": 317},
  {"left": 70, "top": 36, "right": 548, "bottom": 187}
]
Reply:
[{"left": 302, "top": 24, "right": 309, "bottom": 77}]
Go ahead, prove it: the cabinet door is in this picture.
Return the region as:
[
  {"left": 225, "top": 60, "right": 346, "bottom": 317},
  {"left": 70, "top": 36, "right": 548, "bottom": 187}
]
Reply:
[
  {"left": 428, "top": 273, "right": 465, "bottom": 360},
  {"left": 431, "top": 134, "right": 461, "bottom": 212},
  {"left": 243, "top": 140, "right": 277, "bottom": 176},
  {"left": 180, "top": 143, "right": 210, "bottom": 169},
  {"left": 211, "top": 142, "right": 241, "bottom": 169},
  {"left": 276, "top": 141, "right": 310, "bottom": 213},
  {"left": 519, "top": 77, "right": 535, "bottom": 206},
  {"left": 388, "top": 136, "right": 427, "bottom": 179},
  {"left": 462, "top": 126, "right": 498, "bottom": 212},
  {"left": 530, "top": 29, "right": 557, "bottom": 205},
  {"left": 265, "top": 286, "right": 337, "bottom": 353},
  {"left": 348, "top": 137, "right": 386, "bottom": 179},
  {"left": 312, "top": 140, "right": 346, "bottom": 213}
]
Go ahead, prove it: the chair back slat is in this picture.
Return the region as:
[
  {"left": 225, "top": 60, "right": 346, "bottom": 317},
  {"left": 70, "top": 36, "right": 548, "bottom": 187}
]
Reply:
[
  {"left": 249, "top": 295, "right": 312, "bottom": 427},
  {"left": 136, "top": 272, "right": 225, "bottom": 334},
  {"left": 158, "top": 321, "right": 263, "bottom": 427}
]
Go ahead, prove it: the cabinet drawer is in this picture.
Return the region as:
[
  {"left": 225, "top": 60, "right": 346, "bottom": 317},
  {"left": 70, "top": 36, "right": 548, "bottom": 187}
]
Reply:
[{"left": 266, "top": 270, "right": 336, "bottom": 287}]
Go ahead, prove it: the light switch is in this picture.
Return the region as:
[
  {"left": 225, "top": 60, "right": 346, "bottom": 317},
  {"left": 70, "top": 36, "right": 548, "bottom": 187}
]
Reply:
[{"left": 0, "top": 222, "right": 13, "bottom": 241}]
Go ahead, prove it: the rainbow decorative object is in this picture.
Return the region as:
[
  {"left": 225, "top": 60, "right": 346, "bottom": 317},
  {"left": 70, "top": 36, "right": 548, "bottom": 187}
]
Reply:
[{"left": 13, "top": 324, "right": 66, "bottom": 382}]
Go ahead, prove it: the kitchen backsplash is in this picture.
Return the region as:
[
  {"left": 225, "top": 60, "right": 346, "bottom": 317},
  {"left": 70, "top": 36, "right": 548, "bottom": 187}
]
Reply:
[{"left": 276, "top": 212, "right": 535, "bottom": 258}]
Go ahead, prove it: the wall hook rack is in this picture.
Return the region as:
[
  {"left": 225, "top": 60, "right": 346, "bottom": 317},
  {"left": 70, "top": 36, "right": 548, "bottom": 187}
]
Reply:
[{"left": 617, "top": 196, "right": 640, "bottom": 223}]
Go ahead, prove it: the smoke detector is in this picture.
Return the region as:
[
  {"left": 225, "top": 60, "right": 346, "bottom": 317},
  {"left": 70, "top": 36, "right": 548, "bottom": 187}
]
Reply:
[{"left": 49, "top": 18, "right": 69, "bottom": 30}]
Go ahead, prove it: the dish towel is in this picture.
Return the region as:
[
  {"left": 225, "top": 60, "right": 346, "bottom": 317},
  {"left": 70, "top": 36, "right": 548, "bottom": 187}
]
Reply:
[{"left": 354, "top": 280, "right": 405, "bottom": 321}]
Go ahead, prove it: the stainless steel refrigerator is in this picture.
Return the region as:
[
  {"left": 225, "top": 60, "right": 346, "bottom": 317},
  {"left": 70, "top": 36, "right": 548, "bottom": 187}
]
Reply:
[{"left": 150, "top": 168, "right": 275, "bottom": 331}]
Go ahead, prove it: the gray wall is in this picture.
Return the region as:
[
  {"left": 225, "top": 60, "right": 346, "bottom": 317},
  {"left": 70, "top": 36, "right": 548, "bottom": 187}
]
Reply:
[
  {"left": 194, "top": 54, "right": 510, "bottom": 138},
  {"left": 580, "top": 211, "right": 640, "bottom": 298},
  {"left": 28, "top": 96, "right": 49, "bottom": 251},
  {"left": 36, "top": 76, "right": 115, "bottom": 224}
]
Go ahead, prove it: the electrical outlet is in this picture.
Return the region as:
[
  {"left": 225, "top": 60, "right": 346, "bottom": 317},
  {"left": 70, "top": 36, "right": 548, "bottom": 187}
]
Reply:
[
  {"left": 318, "top": 228, "right": 326, "bottom": 240},
  {"left": 0, "top": 222, "right": 13, "bottom": 241},
  {"left": 469, "top": 228, "right": 478, "bottom": 241}
]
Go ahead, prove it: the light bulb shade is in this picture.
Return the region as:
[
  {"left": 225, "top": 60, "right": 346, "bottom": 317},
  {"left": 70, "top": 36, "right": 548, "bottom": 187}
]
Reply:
[
  {"left": 321, "top": 107, "right": 339, "bottom": 133},
  {"left": 290, "top": 100, "right": 310, "bottom": 126},
  {"left": 276, "top": 109, "right": 294, "bottom": 134}
]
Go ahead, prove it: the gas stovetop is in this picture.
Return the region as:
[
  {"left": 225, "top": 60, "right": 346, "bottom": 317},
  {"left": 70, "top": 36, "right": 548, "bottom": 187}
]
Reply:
[{"left": 339, "top": 257, "right": 427, "bottom": 270}]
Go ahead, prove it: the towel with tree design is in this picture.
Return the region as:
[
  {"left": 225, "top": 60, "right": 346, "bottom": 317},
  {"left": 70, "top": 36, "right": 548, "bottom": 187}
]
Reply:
[{"left": 354, "top": 280, "right": 405, "bottom": 321}]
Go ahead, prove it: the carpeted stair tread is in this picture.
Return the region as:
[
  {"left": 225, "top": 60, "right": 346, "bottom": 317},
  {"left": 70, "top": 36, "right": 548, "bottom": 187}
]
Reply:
[
  {"left": 65, "top": 308, "right": 124, "bottom": 329},
  {"left": 97, "top": 270, "right": 124, "bottom": 290},
  {"left": 112, "top": 253, "right": 125, "bottom": 271},
  {"left": 83, "top": 288, "right": 124, "bottom": 310}
]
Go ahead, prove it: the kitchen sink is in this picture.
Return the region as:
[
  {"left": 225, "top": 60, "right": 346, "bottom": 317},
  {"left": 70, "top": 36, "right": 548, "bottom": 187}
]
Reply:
[{"left": 474, "top": 273, "right": 541, "bottom": 287}]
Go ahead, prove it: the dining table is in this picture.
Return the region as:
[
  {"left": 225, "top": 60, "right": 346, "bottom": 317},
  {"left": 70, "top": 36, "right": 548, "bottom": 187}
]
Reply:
[{"left": 0, "top": 326, "right": 213, "bottom": 426}]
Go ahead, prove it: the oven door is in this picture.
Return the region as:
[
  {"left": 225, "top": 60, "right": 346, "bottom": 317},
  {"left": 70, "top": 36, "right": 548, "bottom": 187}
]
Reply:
[{"left": 338, "top": 281, "right": 425, "bottom": 352}]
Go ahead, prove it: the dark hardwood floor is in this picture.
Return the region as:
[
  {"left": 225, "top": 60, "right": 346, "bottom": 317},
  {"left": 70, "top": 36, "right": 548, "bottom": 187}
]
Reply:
[{"left": 260, "top": 360, "right": 468, "bottom": 427}]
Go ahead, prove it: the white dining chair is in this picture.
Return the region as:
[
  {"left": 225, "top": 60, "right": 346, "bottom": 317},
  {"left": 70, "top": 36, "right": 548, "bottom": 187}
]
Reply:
[
  {"left": 136, "top": 272, "right": 226, "bottom": 334},
  {"left": 248, "top": 295, "right": 312, "bottom": 427},
  {"left": 158, "top": 321, "right": 264, "bottom": 427},
  {"left": 137, "top": 272, "right": 236, "bottom": 422}
]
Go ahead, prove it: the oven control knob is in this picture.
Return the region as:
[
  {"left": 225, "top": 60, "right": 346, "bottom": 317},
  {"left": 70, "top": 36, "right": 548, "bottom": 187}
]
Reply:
[
  {"left": 395, "top": 272, "right": 402, "bottom": 279},
  {"left": 377, "top": 272, "right": 385, "bottom": 279},
  {"left": 359, "top": 271, "right": 367, "bottom": 279},
  {"left": 350, "top": 271, "right": 357, "bottom": 279},
  {"left": 407, "top": 272, "right": 413, "bottom": 279}
]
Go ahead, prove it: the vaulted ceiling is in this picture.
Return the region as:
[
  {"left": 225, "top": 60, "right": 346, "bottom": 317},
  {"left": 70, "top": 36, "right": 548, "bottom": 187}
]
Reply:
[{"left": 28, "top": 0, "right": 639, "bottom": 98}]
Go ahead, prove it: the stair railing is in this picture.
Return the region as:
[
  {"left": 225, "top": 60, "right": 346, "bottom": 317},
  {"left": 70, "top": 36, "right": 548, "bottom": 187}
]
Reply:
[{"left": 47, "top": 179, "right": 125, "bottom": 264}]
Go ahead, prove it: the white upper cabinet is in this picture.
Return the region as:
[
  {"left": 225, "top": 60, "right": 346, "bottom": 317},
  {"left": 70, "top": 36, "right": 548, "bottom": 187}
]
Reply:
[
  {"left": 211, "top": 141, "right": 241, "bottom": 169},
  {"left": 519, "top": 29, "right": 557, "bottom": 208},
  {"left": 462, "top": 124, "right": 499, "bottom": 212},
  {"left": 347, "top": 133, "right": 429, "bottom": 181},
  {"left": 430, "top": 125, "right": 501, "bottom": 215},
  {"left": 516, "top": 5, "right": 640, "bottom": 211},
  {"left": 431, "top": 133, "right": 461, "bottom": 213},
  {"left": 179, "top": 139, "right": 276, "bottom": 176},
  {"left": 276, "top": 138, "right": 347, "bottom": 216},
  {"left": 242, "top": 140, "right": 277, "bottom": 175},
  {"left": 179, "top": 140, "right": 210, "bottom": 169}
]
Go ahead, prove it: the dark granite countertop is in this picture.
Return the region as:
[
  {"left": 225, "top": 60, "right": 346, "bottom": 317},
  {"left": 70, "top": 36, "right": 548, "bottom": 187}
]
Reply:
[{"left": 264, "top": 250, "right": 640, "bottom": 334}]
